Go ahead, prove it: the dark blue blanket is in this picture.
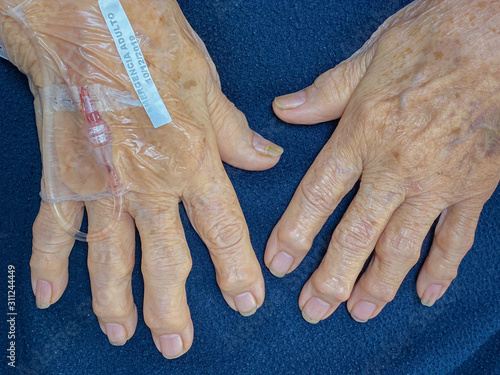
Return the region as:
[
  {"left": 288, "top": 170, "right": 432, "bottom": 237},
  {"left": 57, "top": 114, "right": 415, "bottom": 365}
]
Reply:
[{"left": 1, "top": 1, "right": 499, "bottom": 374}]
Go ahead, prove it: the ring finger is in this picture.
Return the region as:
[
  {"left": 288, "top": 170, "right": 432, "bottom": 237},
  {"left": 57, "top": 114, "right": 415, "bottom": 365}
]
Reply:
[{"left": 346, "top": 199, "right": 443, "bottom": 322}]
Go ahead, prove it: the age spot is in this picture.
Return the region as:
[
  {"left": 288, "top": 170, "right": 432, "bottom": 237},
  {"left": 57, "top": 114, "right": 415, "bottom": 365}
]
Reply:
[
  {"left": 392, "top": 150, "right": 400, "bottom": 162},
  {"left": 183, "top": 80, "right": 198, "bottom": 90},
  {"left": 469, "top": 105, "right": 500, "bottom": 157},
  {"left": 433, "top": 51, "right": 444, "bottom": 60}
]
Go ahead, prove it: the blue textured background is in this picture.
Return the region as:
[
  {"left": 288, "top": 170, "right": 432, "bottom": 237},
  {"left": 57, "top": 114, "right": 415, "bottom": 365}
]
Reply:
[{"left": 1, "top": 1, "right": 499, "bottom": 374}]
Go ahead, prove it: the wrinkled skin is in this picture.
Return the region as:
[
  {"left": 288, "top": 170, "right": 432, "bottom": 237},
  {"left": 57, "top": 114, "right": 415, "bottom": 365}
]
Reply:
[
  {"left": 265, "top": 0, "right": 500, "bottom": 324},
  {"left": 0, "top": 0, "right": 282, "bottom": 358}
]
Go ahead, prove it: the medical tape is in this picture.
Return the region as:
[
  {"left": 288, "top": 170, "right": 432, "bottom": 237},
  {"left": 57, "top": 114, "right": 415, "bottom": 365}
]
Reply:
[
  {"left": 98, "top": 0, "right": 172, "bottom": 128},
  {"left": 40, "top": 84, "right": 141, "bottom": 112}
]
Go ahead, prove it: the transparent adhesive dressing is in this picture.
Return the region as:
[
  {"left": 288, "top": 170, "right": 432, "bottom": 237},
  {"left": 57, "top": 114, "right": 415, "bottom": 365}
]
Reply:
[{"left": 1, "top": 0, "right": 175, "bottom": 241}]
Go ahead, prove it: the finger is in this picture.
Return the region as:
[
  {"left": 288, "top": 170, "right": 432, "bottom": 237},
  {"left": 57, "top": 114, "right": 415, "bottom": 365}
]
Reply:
[
  {"left": 207, "top": 79, "right": 283, "bottom": 170},
  {"left": 416, "top": 199, "right": 483, "bottom": 307},
  {"left": 272, "top": 49, "right": 375, "bottom": 125},
  {"left": 31, "top": 200, "right": 83, "bottom": 309},
  {"left": 183, "top": 161, "right": 265, "bottom": 317},
  {"left": 264, "top": 136, "right": 361, "bottom": 278},
  {"left": 86, "top": 198, "right": 137, "bottom": 346},
  {"left": 346, "top": 201, "right": 442, "bottom": 322},
  {"left": 129, "top": 195, "right": 194, "bottom": 359},
  {"left": 298, "top": 183, "right": 404, "bottom": 324}
]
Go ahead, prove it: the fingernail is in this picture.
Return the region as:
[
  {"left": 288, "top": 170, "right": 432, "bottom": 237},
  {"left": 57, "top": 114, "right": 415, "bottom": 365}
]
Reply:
[
  {"left": 274, "top": 90, "right": 307, "bottom": 109},
  {"left": 253, "top": 132, "right": 284, "bottom": 157},
  {"left": 160, "top": 334, "right": 184, "bottom": 359},
  {"left": 421, "top": 285, "right": 443, "bottom": 307},
  {"left": 35, "top": 280, "right": 52, "bottom": 309},
  {"left": 234, "top": 292, "right": 258, "bottom": 317},
  {"left": 269, "top": 251, "right": 294, "bottom": 277},
  {"left": 351, "top": 301, "right": 376, "bottom": 323},
  {"left": 301, "top": 297, "right": 331, "bottom": 324},
  {"left": 105, "top": 323, "right": 127, "bottom": 346}
]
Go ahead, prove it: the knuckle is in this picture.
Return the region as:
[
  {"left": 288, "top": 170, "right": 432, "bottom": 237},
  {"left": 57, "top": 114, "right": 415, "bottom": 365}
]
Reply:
[
  {"left": 144, "top": 314, "right": 187, "bottom": 333},
  {"left": 313, "top": 69, "right": 346, "bottom": 104},
  {"left": 312, "top": 275, "right": 351, "bottom": 303},
  {"left": 216, "top": 266, "right": 259, "bottom": 293},
  {"left": 435, "top": 225, "right": 474, "bottom": 252},
  {"left": 32, "top": 218, "right": 71, "bottom": 248},
  {"left": 299, "top": 181, "right": 336, "bottom": 215},
  {"left": 92, "top": 293, "right": 133, "bottom": 320},
  {"left": 368, "top": 288, "right": 396, "bottom": 304},
  {"left": 205, "top": 218, "right": 246, "bottom": 252},
  {"left": 142, "top": 245, "right": 192, "bottom": 283},
  {"left": 333, "top": 218, "right": 377, "bottom": 252},
  {"left": 91, "top": 267, "right": 131, "bottom": 290},
  {"left": 88, "top": 249, "right": 133, "bottom": 282},
  {"left": 435, "top": 265, "right": 458, "bottom": 281},
  {"left": 276, "top": 225, "right": 312, "bottom": 254},
  {"left": 362, "top": 279, "right": 398, "bottom": 304},
  {"left": 143, "top": 302, "right": 189, "bottom": 332},
  {"left": 378, "top": 229, "right": 421, "bottom": 265},
  {"left": 429, "top": 249, "right": 460, "bottom": 281},
  {"left": 29, "top": 251, "right": 66, "bottom": 276}
]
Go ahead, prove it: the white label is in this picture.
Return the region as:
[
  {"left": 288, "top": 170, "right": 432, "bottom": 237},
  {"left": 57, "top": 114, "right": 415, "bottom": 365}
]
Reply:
[
  {"left": 98, "top": 0, "right": 172, "bottom": 128},
  {"left": 0, "top": 40, "right": 8, "bottom": 60}
]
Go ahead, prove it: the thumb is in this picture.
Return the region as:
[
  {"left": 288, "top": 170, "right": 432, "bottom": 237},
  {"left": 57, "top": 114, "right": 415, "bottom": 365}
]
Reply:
[
  {"left": 208, "top": 79, "right": 283, "bottom": 171},
  {"left": 273, "top": 50, "right": 374, "bottom": 125}
]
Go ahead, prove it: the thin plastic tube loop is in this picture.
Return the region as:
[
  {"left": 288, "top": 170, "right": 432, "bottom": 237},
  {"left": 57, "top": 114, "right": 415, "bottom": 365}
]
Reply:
[{"left": 49, "top": 194, "right": 122, "bottom": 242}]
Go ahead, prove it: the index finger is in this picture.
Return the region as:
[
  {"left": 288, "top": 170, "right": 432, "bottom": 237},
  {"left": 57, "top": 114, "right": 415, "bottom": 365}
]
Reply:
[
  {"left": 182, "top": 157, "right": 265, "bottom": 317},
  {"left": 264, "top": 134, "right": 362, "bottom": 277}
]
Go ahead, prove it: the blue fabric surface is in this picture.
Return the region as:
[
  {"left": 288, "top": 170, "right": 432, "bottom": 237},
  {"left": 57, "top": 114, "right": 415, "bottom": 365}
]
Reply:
[{"left": 1, "top": 1, "right": 499, "bottom": 374}]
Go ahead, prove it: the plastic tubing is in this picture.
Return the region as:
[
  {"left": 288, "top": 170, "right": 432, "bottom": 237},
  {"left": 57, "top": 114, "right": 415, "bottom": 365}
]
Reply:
[
  {"left": 10, "top": 7, "right": 123, "bottom": 242},
  {"left": 47, "top": 87, "right": 123, "bottom": 242},
  {"left": 44, "top": 87, "right": 123, "bottom": 242}
]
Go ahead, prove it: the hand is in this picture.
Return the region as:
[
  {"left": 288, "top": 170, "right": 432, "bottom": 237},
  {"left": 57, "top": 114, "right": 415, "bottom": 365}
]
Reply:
[
  {"left": 0, "top": 0, "right": 282, "bottom": 357},
  {"left": 265, "top": 0, "right": 500, "bottom": 324}
]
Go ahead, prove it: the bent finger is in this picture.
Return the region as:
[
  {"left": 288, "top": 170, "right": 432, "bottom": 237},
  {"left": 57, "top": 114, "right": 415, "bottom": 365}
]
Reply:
[
  {"left": 347, "top": 201, "right": 442, "bottom": 322},
  {"left": 183, "top": 162, "right": 265, "bottom": 317},
  {"left": 130, "top": 195, "right": 194, "bottom": 359},
  {"left": 417, "top": 199, "right": 484, "bottom": 307}
]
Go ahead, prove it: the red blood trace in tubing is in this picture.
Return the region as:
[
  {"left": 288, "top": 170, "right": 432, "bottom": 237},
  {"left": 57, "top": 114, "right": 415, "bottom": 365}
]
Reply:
[{"left": 79, "top": 86, "right": 122, "bottom": 193}]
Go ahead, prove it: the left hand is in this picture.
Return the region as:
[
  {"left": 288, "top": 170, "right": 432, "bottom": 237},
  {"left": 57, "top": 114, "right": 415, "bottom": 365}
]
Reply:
[
  {"left": 1, "top": 0, "right": 282, "bottom": 357},
  {"left": 265, "top": 0, "right": 500, "bottom": 323}
]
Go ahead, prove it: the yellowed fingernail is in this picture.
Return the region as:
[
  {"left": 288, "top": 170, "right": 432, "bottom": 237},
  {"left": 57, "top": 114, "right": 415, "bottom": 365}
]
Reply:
[
  {"left": 263, "top": 144, "right": 284, "bottom": 157},
  {"left": 421, "top": 285, "right": 443, "bottom": 307},
  {"left": 253, "top": 132, "right": 284, "bottom": 157},
  {"left": 274, "top": 90, "right": 307, "bottom": 109}
]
